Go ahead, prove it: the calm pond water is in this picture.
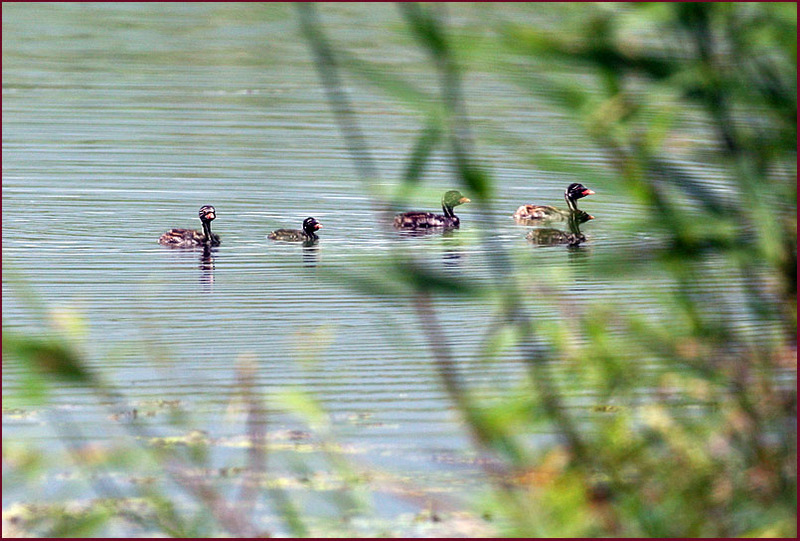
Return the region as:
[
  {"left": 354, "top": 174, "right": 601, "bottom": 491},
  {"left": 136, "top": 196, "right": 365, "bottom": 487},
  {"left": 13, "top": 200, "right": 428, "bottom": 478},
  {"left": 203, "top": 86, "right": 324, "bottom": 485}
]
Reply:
[{"left": 2, "top": 3, "right": 781, "bottom": 535}]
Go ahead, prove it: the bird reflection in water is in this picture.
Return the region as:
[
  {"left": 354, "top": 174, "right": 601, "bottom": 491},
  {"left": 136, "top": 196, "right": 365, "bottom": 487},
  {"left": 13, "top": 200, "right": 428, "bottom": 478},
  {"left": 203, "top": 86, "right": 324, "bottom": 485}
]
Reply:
[
  {"left": 441, "top": 229, "right": 464, "bottom": 268},
  {"left": 302, "top": 240, "right": 320, "bottom": 267},
  {"left": 526, "top": 212, "right": 588, "bottom": 248},
  {"left": 395, "top": 227, "right": 465, "bottom": 268},
  {"left": 199, "top": 245, "right": 216, "bottom": 289}
]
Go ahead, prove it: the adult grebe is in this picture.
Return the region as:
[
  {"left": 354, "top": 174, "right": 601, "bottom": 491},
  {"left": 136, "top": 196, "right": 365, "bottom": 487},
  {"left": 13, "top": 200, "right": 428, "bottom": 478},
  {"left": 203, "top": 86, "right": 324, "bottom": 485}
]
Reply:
[
  {"left": 393, "top": 190, "right": 471, "bottom": 229},
  {"left": 513, "top": 183, "right": 595, "bottom": 223},
  {"left": 158, "top": 205, "right": 220, "bottom": 247}
]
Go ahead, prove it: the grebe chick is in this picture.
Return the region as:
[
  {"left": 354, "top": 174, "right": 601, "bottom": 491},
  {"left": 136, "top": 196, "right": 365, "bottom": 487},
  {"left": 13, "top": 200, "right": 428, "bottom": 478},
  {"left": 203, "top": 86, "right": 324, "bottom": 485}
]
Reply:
[
  {"left": 268, "top": 217, "right": 322, "bottom": 242},
  {"left": 394, "top": 190, "right": 471, "bottom": 229},
  {"left": 159, "top": 205, "right": 220, "bottom": 248},
  {"left": 513, "top": 183, "right": 595, "bottom": 223}
]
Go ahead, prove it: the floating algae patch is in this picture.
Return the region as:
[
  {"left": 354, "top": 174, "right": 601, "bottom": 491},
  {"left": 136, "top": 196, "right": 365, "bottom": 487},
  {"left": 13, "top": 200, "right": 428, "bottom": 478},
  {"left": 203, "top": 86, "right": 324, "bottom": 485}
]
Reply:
[
  {"left": 216, "top": 436, "right": 365, "bottom": 455},
  {"left": 107, "top": 409, "right": 156, "bottom": 422},
  {"left": 2, "top": 407, "right": 44, "bottom": 424},
  {"left": 103, "top": 466, "right": 373, "bottom": 492},
  {"left": 298, "top": 510, "right": 495, "bottom": 538},
  {"left": 344, "top": 413, "right": 401, "bottom": 430},
  {"left": 2, "top": 499, "right": 155, "bottom": 538},
  {"left": 590, "top": 405, "right": 622, "bottom": 413},
  {"left": 141, "top": 429, "right": 210, "bottom": 448},
  {"left": 2, "top": 498, "right": 495, "bottom": 538},
  {"left": 136, "top": 399, "right": 182, "bottom": 409},
  {"left": 108, "top": 399, "right": 184, "bottom": 422},
  {"left": 142, "top": 428, "right": 366, "bottom": 455}
]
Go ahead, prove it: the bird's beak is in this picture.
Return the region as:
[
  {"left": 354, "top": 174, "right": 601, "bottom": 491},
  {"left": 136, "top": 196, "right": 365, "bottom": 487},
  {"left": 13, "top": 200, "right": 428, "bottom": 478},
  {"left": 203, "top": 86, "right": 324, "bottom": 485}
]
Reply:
[
  {"left": 315, "top": 224, "right": 322, "bottom": 230},
  {"left": 587, "top": 214, "right": 595, "bottom": 220},
  {"left": 582, "top": 189, "right": 595, "bottom": 196},
  {"left": 205, "top": 212, "right": 216, "bottom": 220},
  {"left": 459, "top": 197, "right": 471, "bottom": 204}
]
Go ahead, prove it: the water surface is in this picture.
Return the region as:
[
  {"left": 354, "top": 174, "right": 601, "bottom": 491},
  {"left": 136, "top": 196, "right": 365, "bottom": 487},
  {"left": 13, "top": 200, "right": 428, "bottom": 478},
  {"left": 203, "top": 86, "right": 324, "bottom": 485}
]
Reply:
[{"left": 2, "top": 3, "right": 777, "bottom": 534}]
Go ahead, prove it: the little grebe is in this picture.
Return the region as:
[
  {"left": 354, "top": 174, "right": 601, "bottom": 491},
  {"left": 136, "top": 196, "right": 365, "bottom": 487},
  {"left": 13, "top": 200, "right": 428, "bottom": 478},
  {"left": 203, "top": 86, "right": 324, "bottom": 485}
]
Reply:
[
  {"left": 268, "top": 217, "right": 322, "bottom": 242},
  {"left": 513, "top": 183, "right": 594, "bottom": 223},
  {"left": 394, "top": 190, "right": 471, "bottom": 229},
  {"left": 158, "top": 205, "right": 220, "bottom": 248}
]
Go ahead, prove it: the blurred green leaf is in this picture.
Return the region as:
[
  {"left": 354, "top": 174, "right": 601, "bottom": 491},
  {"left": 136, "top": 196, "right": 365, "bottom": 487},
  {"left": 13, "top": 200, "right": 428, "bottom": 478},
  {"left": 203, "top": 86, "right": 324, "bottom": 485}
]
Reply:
[
  {"left": 320, "top": 255, "right": 483, "bottom": 299},
  {"left": 398, "top": 2, "right": 448, "bottom": 58},
  {"left": 3, "top": 332, "right": 93, "bottom": 383},
  {"left": 338, "top": 50, "right": 438, "bottom": 113},
  {"left": 402, "top": 119, "right": 443, "bottom": 186}
]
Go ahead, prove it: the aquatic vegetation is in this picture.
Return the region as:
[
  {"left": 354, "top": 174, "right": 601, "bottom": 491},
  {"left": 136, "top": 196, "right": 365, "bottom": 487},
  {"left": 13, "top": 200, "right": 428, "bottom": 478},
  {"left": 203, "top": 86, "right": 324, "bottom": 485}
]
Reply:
[{"left": 3, "top": 2, "right": 795, "bottom": 538}]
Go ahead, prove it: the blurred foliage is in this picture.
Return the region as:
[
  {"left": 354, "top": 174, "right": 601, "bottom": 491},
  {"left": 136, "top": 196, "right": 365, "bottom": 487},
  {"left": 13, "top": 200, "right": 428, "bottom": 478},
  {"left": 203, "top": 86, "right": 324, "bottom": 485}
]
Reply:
[
  {"left": 3, "top": 2, "right": 796, "bottom": 537},
  {"left": 300, "top": 1, "right": 796, "bottom": 537}
]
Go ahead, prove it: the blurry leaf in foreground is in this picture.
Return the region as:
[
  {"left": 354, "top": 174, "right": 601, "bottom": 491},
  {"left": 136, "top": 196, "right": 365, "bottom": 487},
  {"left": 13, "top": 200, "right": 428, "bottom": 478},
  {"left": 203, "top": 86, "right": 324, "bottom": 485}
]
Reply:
[
  {"left": 461, "top": 166, "right": 492, "bottom": 201},
  {"left": 322, "top": 257, "right": 482, "bottom": 299},
  {"left": 2, "top": 502, "right": 112, "bottom": 539},
  {"left": 48, "top": 307, "right": 90, "bottom": 340},
  {"left": 276, "top": 389, "right": 330, "bottom": 433},
  {"left": 338, "top": 50, "right": 438, "bottom": 112},
  {"left": 402, "top": 119, "right": 443, "bottom": 187},
  {"left": 291, "top": 324, "right": 336, "bottom": 370},
  {"left": 398, "top": 2, "right": 447, "bottom": 58},
  {"left": 2, "top": 332, "right": 93, "bottom": 383}
]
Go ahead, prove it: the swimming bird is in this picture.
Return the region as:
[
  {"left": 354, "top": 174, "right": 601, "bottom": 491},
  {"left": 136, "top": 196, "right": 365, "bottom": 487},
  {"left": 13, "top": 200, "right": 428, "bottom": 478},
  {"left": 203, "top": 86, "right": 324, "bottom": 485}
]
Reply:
[
  {"left": 268, "top": 217, "right": 322, "bottom": 242},
  {"left": 158, "top": 205, "right": 220, "bottom": 247},
  {"left": 393, "top": 190, "right": 471, "bottom": 229},
  {"left": 513, "top": 183, "right": 594, "bottom": 223}
]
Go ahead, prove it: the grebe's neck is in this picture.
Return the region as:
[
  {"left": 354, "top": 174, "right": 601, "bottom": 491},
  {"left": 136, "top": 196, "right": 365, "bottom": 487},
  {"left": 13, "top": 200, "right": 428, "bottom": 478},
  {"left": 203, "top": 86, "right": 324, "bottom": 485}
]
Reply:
[
  {"left": 564, "top": 190, "right": 579, "bottom": 212},
  {"left": 201, "top": 220, "right": 213, "bottom": 242}
]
